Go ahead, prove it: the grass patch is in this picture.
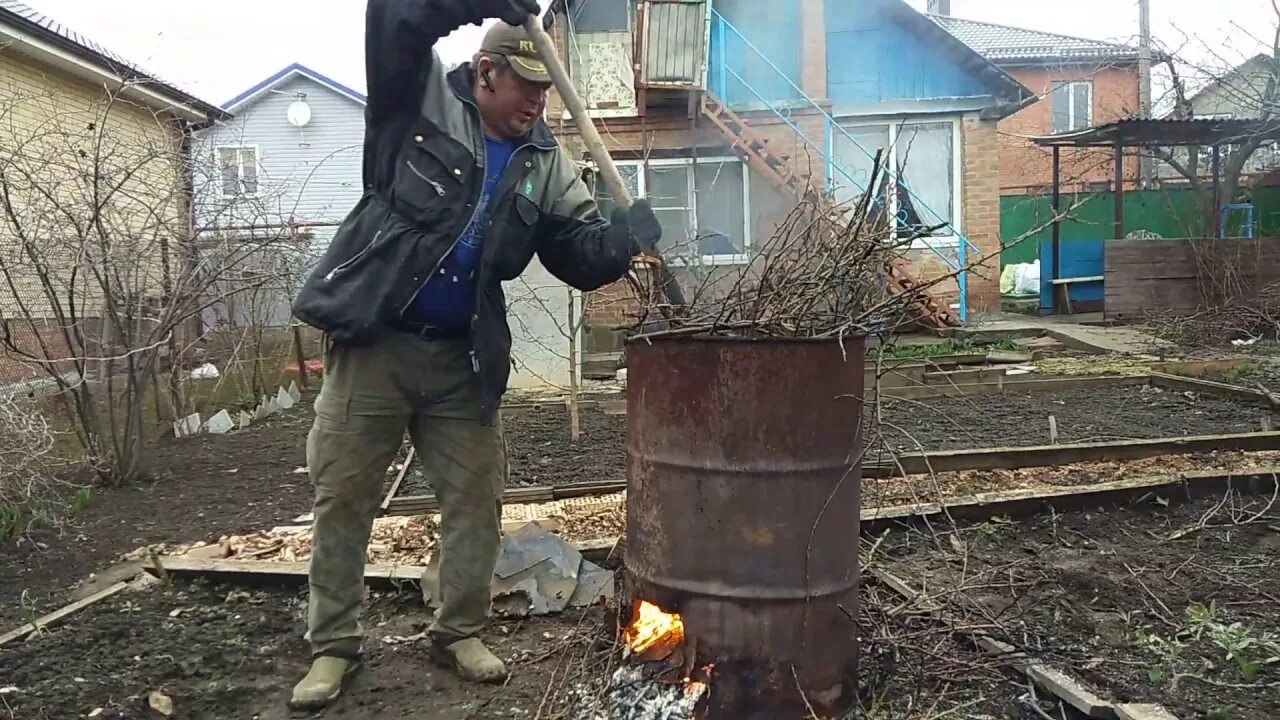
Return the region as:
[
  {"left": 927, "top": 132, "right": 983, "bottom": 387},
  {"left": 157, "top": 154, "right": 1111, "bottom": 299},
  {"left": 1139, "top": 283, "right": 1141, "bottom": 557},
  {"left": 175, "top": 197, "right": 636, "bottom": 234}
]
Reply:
[{"left": 869, "top": 338, "right": 1022, "bottom": 360}]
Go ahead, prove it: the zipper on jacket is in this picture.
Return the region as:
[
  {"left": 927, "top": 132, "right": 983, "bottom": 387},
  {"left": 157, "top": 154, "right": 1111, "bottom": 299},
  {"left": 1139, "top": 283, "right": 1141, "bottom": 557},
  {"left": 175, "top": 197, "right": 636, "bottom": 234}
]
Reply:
[
  {"left": 324, "top": 230, "right": 382, "bottom": 281},
  {"left": 405, "top": 160, "right": 446, "bottom": 196}
]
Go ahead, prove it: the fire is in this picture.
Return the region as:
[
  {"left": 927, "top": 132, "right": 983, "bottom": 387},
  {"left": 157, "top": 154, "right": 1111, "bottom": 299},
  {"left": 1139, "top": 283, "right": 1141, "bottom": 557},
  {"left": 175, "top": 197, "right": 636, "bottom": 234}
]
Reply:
[{"left": 624, "top": 601, "right": 685, "bottom": 656}]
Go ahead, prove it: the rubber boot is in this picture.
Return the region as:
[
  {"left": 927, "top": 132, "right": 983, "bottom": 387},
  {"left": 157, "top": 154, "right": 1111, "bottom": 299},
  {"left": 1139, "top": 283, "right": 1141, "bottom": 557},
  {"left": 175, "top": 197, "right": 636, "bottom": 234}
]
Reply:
[
  {"left": 431, "top": 638, "right": 508, "bottom": 684},
  {"left": 288, "top": 656, "right": 360, "bottom": 711}
]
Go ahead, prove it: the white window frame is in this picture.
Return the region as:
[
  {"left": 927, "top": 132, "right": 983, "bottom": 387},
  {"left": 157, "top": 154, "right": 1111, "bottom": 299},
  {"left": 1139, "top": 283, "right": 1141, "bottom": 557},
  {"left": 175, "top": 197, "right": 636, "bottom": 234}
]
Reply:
[
  {"left": 217, "top": 145, "right": 261, "bottom": 199},
  {"left": 832, "top": 117, "right": 963, "bottom": 250},
  {"left": 1050, "top": 81, "right": 1093, "bottom": 133},
  {"left": 599, "top": 156, "right": 752, "bottom": 266}
]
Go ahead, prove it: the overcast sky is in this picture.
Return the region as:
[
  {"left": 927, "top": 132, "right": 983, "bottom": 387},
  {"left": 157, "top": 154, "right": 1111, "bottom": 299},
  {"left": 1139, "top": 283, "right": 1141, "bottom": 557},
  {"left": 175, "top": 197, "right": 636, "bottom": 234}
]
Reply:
[{"left": 15, "top": 0, "right": 1277, "bottom": 106}]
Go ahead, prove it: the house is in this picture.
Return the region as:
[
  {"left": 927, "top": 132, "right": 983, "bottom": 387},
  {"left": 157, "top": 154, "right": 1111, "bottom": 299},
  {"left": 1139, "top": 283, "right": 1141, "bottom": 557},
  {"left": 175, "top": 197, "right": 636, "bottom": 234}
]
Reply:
[
  {"left": 195, "top": 63, "right": 368, "bottom": 328},
  {"left": 0, "top": 0, "right": 223, "bottom": 385},
  {"left": 544, "top": 0, "right": 1035, "bottom": 355},
  {"left": 928, "top": 2, "right": 1143, "bottom": 195},
  {"left": 202, "top": 64, "right": 584, "bottom": 389}
]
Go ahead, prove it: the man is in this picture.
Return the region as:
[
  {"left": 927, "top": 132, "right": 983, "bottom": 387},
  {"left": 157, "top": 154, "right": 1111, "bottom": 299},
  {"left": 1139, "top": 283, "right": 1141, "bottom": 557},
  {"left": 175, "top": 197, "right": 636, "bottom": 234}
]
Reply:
[{"left": 289, "top": 0, "right": 661, "bottom": 710}]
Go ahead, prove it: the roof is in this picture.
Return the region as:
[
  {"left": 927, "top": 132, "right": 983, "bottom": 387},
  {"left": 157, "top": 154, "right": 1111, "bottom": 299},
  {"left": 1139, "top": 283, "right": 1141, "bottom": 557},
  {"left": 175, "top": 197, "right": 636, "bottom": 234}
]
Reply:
[
  {"left": 224, "top": 63, "right": 367, "bottom": 113},
  {"left": 0, "top": 0, "right": 224, "bottom": 122},
  {"left": 931, "top": 15, "right": 1141, "bottom": 66},
  {"left": 1032, "top": 118, "right": 1280, "bottom": 147},
  {"left": 882, "top": 0, "right": 1036, "bottom": 119},
  {"left": 1187, "top": 53, "right": 1274, "bottom": 106}
]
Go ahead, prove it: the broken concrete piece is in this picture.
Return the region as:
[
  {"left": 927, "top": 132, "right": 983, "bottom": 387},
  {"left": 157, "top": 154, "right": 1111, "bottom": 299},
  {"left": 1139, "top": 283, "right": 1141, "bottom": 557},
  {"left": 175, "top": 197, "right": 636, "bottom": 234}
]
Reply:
[
  {"left": 204, "top": 410, "right": 234, "bottom": 435},
  {"left": 173, "top": 413, "right": 201, "bottom": 438},
  {"left": 237, "top": 411, "right": 253, "bottom": 430},
  {"left": 276, "top": 386, "right": 295, "bottom": 410},
  {"left": 127, "top": 572, "right": 164, "bottom": 592},
  {"left": 288, "top": 381, "right": 302, "bottom": 403}
]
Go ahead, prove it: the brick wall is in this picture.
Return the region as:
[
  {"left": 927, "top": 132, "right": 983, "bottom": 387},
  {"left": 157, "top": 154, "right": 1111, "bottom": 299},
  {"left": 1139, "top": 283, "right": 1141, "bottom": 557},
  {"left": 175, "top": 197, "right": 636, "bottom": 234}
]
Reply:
[{"left": 998, "top": 64, "right": 1141, "bottom": 195}]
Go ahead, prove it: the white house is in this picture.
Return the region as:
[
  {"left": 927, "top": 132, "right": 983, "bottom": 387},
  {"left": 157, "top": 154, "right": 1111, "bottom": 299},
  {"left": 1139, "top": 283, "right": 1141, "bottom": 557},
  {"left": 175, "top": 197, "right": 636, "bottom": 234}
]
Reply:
[{"left": 200, "top": 63, "right": 578, "bottom": 389}]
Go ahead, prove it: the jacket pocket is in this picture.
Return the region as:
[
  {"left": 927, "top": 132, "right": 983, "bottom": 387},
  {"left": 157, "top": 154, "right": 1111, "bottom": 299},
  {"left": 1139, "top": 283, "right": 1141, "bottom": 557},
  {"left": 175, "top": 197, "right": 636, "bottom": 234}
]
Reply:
[{"left": 392, "top": 131, "right": 471, "bottom": 223}]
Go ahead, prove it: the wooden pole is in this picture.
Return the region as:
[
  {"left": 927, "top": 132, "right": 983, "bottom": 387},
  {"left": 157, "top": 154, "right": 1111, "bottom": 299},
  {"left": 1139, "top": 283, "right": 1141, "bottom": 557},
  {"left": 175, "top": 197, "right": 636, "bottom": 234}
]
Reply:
[
  {"left": 291, "top": 324, "right": 309, "bottom": 390},
  {"left": 523, "top": 14, "right": 687, "bottom": 313}
]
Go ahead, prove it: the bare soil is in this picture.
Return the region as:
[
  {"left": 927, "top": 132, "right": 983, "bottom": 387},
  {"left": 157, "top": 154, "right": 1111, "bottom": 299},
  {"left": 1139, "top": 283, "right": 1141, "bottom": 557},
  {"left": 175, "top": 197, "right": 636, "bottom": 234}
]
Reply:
[
  {"left": 881, "top": 490, "right": 1280, "bottom": 719},
  {"left": 876, "top": 384, "right": 1277, "bottom": 453},
  {"left": 0, "top": 404, "right": 316, "bottom": 629},
  {"left": 0, "top": 576, "right": 1056, "bottom": 720},
  {"left": 398, "top": 405, "right": 626, "bottom": 495}
]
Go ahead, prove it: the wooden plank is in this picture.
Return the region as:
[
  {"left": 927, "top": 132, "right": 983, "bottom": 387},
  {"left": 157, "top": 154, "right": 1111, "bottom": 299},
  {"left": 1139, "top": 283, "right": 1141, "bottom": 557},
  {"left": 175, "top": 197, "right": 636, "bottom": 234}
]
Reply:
[
  {"left": 380, "top": 445, "right": 415, "bottom": 513},
  {"left": 1151, "top": 358, "right": 1254, "bottom": 377},
  {"left": 386, "top": 485, "right": 555, "bottom": 516},
  {"left": 881, "top": 374, "right": 1146, "bottom": 400},
  {"left": 864, "top": 431, "right": 1280, "bottom": 477},
  {"left": 553, "top": 481, "right": 628, "bottom": 499},
  {"left": 1147, "top": 371, "right": 1278, "bottom": 407},
  {"left": 0, "top": 581, "right": 130, "bottom": 648},
  {"left": 147, "top": 556, "right": 427, "bottom": 588},
  {"left": 1049, "top": 275, "right": 1104, "bottom": 284},
  {"left": 860, "top": 467, "right": 1280, "bottom": 533}
]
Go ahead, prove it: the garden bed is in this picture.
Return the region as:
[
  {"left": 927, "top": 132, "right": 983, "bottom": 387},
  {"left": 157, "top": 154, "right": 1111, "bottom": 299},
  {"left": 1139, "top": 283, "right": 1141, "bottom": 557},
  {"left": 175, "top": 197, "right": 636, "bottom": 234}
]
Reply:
[{"left": 877, "top": 490, "right": 1280, "bottom": 720}]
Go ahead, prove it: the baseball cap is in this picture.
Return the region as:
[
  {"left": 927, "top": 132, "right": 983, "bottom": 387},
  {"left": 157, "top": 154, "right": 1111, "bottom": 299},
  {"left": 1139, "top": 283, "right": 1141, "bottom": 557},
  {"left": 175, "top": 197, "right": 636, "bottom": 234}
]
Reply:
[{"left": 479, "top": 23, "right": 552, "bottom": 84}]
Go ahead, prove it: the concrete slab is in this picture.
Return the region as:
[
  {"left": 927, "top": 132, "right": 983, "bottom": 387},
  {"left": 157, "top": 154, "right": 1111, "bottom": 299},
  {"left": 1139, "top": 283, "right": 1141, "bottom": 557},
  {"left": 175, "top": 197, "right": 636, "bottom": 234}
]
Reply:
[
  {"left": 1116, "top": 704, "right": 1179, "bottom": 720},
  {"left": 951, "top": 316, "right": 1172, "bottom": 356}
]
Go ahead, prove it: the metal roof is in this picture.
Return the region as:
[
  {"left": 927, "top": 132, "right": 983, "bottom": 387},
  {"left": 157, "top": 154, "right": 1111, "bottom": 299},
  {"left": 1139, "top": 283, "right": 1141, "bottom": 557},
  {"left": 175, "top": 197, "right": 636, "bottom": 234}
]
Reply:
[
  {"left": 224, "top": 63, "right": 367, "bottom": 112},
  {"left": 1032, "top": 118, "right": 1280, "bottom": 147},
  {"left": 0, "top": 0, "right": 225, "bottom": 120},
  {"left": 931, "top": 15, "right": 1141, "bottom": 66}
]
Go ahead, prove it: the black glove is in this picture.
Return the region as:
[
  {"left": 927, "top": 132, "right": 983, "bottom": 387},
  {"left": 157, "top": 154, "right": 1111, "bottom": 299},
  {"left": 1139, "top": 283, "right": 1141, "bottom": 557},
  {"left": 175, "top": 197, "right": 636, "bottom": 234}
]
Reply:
[
  {"left": 483, "top": 0, "right": 540, "bottom": 27},
  {"left": 623, "top": 199, "right": 662, "bottom": 256}
]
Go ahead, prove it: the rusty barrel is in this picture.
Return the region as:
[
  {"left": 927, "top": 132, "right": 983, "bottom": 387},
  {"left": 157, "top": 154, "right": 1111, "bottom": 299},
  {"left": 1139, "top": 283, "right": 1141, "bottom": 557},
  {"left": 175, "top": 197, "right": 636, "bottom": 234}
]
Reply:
[{"left": 625, "top": 335, "right": 864, "bottom": 718}]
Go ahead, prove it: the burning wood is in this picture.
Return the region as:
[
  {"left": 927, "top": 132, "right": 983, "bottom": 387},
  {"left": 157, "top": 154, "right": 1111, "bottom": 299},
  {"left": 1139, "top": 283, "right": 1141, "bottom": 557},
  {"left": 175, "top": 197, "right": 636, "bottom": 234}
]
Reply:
[{"left": 623, "top": 601, "right": 686, "bottom": 662}]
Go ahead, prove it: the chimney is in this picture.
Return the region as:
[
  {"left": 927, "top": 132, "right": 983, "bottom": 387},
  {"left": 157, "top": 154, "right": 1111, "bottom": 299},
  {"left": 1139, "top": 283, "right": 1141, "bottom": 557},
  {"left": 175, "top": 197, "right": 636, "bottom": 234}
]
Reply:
[{"left": 927, "top": 0, "right": 951, "bottom": 15}]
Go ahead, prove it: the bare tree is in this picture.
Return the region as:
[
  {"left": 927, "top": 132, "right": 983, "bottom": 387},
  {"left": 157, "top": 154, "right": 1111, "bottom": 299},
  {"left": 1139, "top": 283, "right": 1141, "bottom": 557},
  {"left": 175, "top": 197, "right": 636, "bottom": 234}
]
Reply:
[
  {"left": 1150, "top": 4, "right": 1280, "bottom": 218},
  {"left": 0, "top": 81, "right": 299, "bottom": 484}
]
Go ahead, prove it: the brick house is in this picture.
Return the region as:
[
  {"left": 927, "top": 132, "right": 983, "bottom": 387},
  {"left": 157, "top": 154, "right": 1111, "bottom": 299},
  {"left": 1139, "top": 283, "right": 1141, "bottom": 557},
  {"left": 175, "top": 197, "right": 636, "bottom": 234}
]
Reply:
[
  {"left": 0, "top": 0, "right": 223, "bottom": 386},
  {"left": 545, "top": 0, "right": 1035, "bottom": 357},
  {"left": 929, "top": 5, "right": 1142, "bottom": 195}
]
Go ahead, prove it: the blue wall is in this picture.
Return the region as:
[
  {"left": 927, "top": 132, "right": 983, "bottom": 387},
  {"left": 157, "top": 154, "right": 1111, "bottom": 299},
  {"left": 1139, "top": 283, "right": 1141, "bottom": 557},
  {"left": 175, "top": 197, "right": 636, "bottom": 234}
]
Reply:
[
  {"left": 709, "top": 0, "right": 804, "bottom": 108},
  {"left": 824, "top": 0, "right": 989, "bottom": 105}
]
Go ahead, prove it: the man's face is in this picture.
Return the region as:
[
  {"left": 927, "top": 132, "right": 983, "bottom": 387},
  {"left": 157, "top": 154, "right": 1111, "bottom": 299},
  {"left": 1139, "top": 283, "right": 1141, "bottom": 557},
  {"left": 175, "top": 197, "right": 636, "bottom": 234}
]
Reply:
[{"left": 477, "top": 57, "right": 550, "bottom": 139}]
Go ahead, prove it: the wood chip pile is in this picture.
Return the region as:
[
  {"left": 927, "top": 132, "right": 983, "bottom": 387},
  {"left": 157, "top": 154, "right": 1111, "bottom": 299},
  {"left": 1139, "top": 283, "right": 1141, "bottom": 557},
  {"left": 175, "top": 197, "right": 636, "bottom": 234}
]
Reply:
[
  {"left": 553, "top": 498, "right": 625, "bottom": 541},
  {"left": 172, "top": 515, "right": 440, "bottom": 565}
]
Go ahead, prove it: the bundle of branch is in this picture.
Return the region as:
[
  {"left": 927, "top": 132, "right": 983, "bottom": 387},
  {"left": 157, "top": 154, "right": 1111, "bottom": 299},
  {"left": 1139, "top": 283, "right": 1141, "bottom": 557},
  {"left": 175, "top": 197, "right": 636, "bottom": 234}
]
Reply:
[{"left": 636, "top": 150, "right": 955, "bottom": 340}]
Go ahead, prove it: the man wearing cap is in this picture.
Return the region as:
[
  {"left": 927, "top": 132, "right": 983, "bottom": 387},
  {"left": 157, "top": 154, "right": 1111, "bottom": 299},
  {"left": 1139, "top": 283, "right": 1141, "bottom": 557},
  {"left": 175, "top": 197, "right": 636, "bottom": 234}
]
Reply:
[{"left": 288, "top": 0, "right": 661, "bottom": 709}]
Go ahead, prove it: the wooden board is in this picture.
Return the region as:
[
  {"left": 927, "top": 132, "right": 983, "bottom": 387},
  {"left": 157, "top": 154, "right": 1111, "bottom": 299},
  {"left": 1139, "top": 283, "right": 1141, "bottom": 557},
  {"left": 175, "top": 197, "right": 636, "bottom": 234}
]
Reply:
[
  {"left": 1105, "top": 237, "right": 1280, "bottom": 321},
  {"left": 380, "top": 445, "right": 415, "bottom": 512},
  {"left": 1148, "top": 371, "right": 1279, "bottom": 407},
  {"left": 0, "top": 581, "right": 130, "bottom": 648},
  {"left": 880, "top": 374, "right": 1146, "bottom": 400},
  {"left": 863, "top": 431, "right": 1280, "bottom": 477},
  {"left": 386, "top": 485, "right": 555, "bottom": 516}
]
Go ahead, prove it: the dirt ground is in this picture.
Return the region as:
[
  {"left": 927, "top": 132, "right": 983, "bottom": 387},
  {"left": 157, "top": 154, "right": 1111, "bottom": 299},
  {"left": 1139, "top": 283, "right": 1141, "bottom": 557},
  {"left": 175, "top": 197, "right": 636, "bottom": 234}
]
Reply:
[
  {"left": 398, "top": 405, "right": 626, "bottom": 495},
  {"left": 0, "top": 403, "right": 316, "bottom": 629},
  {"left": 0, "top": 574, "right": 1059, "bottom": 720},
  {"left": 876, "top": 384, "right": 1277, "bottom": 453},
  {"left": 881, "top": 489, "right": 1280, "bottom": 720}
]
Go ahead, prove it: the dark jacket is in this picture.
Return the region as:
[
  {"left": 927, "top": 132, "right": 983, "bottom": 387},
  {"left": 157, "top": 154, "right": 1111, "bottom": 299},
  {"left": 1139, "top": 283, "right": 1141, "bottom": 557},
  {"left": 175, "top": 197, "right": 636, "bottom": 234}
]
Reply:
[{"left": 292, "top": 0, "right": 636, "bottom": 417}]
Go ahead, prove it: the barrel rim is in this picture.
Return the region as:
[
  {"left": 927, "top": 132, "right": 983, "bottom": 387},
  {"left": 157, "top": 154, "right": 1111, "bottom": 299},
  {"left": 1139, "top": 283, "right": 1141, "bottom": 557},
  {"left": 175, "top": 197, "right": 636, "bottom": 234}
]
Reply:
[{"left": 626, "top": 333, "right": 868, "bottom": 347}]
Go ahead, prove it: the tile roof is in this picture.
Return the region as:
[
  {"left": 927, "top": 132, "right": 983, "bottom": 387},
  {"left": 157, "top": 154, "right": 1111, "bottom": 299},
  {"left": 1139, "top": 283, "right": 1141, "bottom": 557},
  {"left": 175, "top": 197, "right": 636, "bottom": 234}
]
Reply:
[
  {"left": 931, "top": 15, "right": 1140, "bottom": 66},
  {"left": 0, "top": 0, "right": 224, "bottom": 119}
]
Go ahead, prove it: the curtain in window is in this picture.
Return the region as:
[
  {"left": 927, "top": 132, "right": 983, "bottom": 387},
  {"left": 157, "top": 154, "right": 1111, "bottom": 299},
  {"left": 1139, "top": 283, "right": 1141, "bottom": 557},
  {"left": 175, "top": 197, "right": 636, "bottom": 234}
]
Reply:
[
  {"left": 831, "top": 124, "right": 890, "bottom": 210},
  {"left": 896, "top": 122, "right": 953, "bottom": 233}
]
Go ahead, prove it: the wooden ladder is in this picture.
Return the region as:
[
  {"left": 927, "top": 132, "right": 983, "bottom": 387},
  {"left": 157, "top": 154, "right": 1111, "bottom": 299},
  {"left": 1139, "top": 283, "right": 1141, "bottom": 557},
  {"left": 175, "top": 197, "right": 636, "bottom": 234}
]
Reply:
[{"left": 699, "top": 93, "right": 958, "bottom": 328}]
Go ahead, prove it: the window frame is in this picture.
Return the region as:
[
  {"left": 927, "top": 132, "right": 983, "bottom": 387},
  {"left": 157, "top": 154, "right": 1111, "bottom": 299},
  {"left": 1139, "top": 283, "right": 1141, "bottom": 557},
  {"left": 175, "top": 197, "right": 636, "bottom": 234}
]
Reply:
[
  {"left": 596, "top": 155, "right": 752, "bottom": 266},
  {"left": 217, "top": 144, "right": 261, "bottom": 199},
  {"left": 1050, "top": 80, "right": 1093, "bottom": 133},
  {"left": 830, "top": 117, "right": 963, "bottom": 250}
]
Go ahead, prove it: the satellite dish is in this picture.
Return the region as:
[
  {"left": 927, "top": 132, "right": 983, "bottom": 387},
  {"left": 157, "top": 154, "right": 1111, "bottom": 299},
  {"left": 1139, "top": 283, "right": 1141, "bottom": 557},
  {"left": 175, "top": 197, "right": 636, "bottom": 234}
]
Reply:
[{"left": 287, "top": 99, "right": 312, "bottom": 128}]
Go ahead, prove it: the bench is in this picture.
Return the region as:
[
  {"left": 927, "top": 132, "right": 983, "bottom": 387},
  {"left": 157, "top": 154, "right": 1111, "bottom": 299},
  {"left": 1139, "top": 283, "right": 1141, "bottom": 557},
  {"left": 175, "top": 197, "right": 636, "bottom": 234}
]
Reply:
[{"left": 1050, "top": 276, "right": 1103, "bottom": 314}]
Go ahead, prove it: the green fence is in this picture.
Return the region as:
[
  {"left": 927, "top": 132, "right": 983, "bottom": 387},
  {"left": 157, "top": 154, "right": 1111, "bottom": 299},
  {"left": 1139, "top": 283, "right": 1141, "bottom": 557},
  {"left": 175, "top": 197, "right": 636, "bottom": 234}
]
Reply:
[{"left": 999, "top": 187, "right": 1280, "bottom": 267}]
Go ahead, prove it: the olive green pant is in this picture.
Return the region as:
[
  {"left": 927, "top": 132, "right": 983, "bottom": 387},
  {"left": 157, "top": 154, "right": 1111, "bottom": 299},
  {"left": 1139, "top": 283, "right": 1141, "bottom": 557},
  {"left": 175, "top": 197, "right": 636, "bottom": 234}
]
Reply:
[{"left": 304, "top": 333, "right": 505, "bottom": 659}]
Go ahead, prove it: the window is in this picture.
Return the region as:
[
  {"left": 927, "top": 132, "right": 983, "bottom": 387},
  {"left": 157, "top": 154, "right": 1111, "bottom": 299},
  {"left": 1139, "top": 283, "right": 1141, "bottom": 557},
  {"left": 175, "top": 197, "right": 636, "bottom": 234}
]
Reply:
[
  {"left": 830, "top": 119, "right": 959, "bottom": 246},
  {"left": 593, "top": 158, "right": 750, "bottom": 265},
  {"left": 1050, "top": 81, "right": 1092, "bottom": 133},
  {"left": 568, "top": 0, "right": 630, "bottom": 32},
  {"left": 218, "top": 146, "right": 259, "bottom": 197}
]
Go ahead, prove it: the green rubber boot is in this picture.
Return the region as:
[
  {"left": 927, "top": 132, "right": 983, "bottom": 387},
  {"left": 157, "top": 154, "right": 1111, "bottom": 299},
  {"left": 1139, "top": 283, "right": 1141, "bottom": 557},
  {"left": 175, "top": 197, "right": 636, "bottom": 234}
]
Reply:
[
  {"left": 288, "top": 656, "right": 360, "bottom": 711},
  {"left": 431, "top": 638, "right": 508, "bottom": 684}
]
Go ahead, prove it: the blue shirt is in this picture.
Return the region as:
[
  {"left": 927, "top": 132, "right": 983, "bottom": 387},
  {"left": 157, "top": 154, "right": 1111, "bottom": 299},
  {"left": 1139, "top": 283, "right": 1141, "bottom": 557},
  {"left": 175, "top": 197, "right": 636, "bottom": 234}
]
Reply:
[{"left": 405, "top": 136, "right": 519, "bottom": 330}]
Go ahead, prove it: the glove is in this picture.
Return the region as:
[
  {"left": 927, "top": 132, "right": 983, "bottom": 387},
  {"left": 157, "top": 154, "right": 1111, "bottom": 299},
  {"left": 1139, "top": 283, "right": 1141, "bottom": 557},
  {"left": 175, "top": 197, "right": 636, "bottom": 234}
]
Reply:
[
  {"left": 624, "top": 199, "right": 663, "bottom": 257},
  {"left": 483, "top": 0, "right": 540, "bottom": 27}
]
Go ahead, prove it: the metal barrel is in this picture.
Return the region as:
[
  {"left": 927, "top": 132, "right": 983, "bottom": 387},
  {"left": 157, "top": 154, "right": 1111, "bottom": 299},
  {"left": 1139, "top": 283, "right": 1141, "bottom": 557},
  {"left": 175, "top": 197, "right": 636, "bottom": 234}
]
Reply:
[{"left": 625, "top": 335, "right": 864, "bottom": 718}]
